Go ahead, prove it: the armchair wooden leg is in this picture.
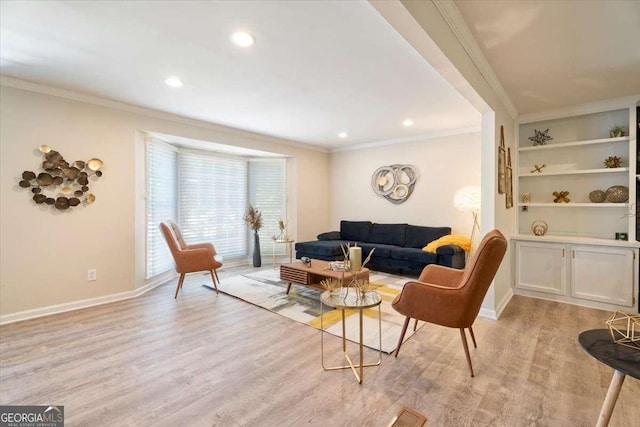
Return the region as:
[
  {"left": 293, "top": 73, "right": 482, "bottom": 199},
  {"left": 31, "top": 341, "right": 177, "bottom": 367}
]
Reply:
[
  {"left": 459, "top": 328, "right": 474, "bottom": 377},
  {"left": 413, "top": 318, "right": 418, "bottom": 331},
  {"left": 175, "top": 274, "right": 185, "bottom": 299},
  {"left": 395, "top": 316, "right": 411, "bottom": 358},
  {"left": 468, "top": 326, "right": 477, "bottom": 348},
  {"left": 213, "top": 269, "right": 221, "bottom": 286},
  {"left": 209, "top": 270, "right": 219, "bottom": 295}
]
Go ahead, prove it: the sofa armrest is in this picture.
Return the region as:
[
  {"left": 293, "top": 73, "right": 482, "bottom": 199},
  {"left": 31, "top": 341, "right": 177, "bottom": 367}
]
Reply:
[
  {"left": 317, "top": 231, "right": 342, "bottom": 240},
  {"left": 435, "top": 244, "right": 464, "bottom": 256},
  {"left": 435, "top": 244, "right": 466, "bottom": 269}
]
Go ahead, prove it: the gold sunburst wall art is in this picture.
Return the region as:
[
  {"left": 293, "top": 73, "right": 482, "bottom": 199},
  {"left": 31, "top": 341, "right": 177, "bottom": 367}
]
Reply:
[{"left": 18, "top": 145, "right": 104, "bottom": 211}]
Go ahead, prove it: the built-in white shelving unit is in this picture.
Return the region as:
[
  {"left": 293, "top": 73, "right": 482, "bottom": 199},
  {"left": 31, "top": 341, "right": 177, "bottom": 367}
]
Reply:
[{"left": 512, "top": 97, "right": 639, "bottom": 312}]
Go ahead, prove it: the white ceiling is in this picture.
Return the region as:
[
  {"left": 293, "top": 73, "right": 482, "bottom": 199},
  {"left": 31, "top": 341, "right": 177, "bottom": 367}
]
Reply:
[
  {"left": 0, "top": 0, "right": 480, "bottom": 150},
  {"left": 4, "top": 1, "right": 637, "bottom": 149},
  {"left": 455, "top": 0, "right": 640, "bottom": 114}
]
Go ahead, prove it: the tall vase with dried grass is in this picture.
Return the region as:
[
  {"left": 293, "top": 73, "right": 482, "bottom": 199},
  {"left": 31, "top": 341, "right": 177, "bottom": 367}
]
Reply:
[{"left": 243, "top": 205, "right": 263, "bottom": 267}]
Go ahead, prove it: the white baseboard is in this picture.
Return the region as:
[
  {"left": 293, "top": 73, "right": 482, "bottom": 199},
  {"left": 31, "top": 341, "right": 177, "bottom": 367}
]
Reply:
[
  {"left": 0, "top": 276, "right": 170, "bottom": 326},
  {"left": 478, "top": 307, "right": 497, "bottom": 320}
]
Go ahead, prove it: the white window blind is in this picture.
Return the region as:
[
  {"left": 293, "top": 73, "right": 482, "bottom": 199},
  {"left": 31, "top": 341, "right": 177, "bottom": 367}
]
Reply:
[
  {"left": 178, "top": 150, "right": 248, "bottom": 259},
  {"left": 249, "top": 159, "right": 287, "bottom": 254},
  {"left": 146, "top": 139, "right": 178, "bottom": 279}
]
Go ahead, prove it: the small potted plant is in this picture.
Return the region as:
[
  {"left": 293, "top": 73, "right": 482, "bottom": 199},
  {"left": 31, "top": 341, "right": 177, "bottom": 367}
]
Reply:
[{"left": 609, "top": 125, "right": 625, "bottom": 138}]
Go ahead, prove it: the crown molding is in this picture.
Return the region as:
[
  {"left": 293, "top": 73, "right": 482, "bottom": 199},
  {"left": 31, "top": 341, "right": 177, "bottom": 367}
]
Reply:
[
  {"left": 0, "top": 76, "right": 329, "bottom": 154},
  {"left": 518, "top": 94, "right": 640, "bottom": 124},
  {"left": 432, "top": 0, "right": 519, "bottom": 120},
  {"left": 331, "top": 125, "right": 480, "bottom": 153}
]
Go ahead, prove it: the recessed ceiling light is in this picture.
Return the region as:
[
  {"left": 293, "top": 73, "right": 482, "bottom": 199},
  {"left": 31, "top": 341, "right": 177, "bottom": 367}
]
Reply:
[
  {"left": 164, "top": 76, "right": 184, "bottom": 88},
  {"left": 338, "top": 132, "right": 348, "bottom": 139},
  {"left": 230, "top": 31, "right": 255, "bottom": 47},
  {"left": 403, "top": 119, "right": 414, "bottom": 127}
]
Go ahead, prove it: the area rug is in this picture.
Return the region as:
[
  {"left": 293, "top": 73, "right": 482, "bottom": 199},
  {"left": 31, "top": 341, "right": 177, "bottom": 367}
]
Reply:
[{"left": 215, "top": 268, "right": 423, "bottom": 354}]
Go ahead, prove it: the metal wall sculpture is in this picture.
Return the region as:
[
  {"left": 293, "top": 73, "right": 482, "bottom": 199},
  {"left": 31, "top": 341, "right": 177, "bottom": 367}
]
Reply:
[
  {"left": 18, "top": 145, "right": 103, "bottom": 211},
  {"left": 371, "top": 164, "right": 417, "bottom": 204}
]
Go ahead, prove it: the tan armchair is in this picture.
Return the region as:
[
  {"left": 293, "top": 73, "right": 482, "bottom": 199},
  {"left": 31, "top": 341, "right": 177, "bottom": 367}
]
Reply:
[
  {"left": 160, "top": 221, "right": 223, "bottom": 298},
  {"left": 392, "top": 229, "right": 507, "bottom": 377}
]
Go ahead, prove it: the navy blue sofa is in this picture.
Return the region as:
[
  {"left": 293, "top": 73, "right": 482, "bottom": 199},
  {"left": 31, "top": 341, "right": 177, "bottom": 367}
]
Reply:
[{"left": 294, "top": 220, "right": 465, "bottom": 275}]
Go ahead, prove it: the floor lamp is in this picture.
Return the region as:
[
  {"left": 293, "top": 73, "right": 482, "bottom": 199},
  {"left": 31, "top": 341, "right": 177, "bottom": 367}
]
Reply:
[{"left": 453, "top": 186, "right": 481, "bottom": 261}]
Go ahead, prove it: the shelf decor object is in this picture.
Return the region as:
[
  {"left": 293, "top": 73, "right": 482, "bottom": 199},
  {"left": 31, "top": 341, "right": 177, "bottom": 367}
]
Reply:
[
  {"left": 531, "top": 220, "right": 548, "bottom": 236},
  {"left": 609, "top": 125, "right": 625, "bottom": 138},
  {"left": 552, "top": 190, "right": 570, "bottom": 203},
  {"left": 371, "top": 164, "right": 417, "bottom": 204},
  {"left": 605, "top": 185, "right": 629, "bottom": 203},
  {"left": 531, "top": 164, "right": 546, "bottom": 173},
  {"left": 18, "top": 145, "right": 103, "bottom": 211},
  {"left": 606, "top": 310, "right": 640, "bottom": 350},
  {"left": 498, "top": 125, "right": 506, "bottom": 194},
  {"left": 528, "top": 129, "right": 553, "bottom": 146},
  {"left": 604, "top": 156, "right": 622, "bottom": 168},
  {"left": 589, "top": 190, "right": 607, "bottom": 203}
]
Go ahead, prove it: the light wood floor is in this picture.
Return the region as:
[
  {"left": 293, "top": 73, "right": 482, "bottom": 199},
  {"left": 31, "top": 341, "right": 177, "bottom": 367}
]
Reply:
[{"left": 1, "top": 265, "right": 638, "bottom": 426}]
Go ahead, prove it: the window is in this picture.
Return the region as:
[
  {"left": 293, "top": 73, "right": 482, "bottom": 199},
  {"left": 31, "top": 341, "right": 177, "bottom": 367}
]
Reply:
[
  {"left": 249, "top": 159, "right": 287, "bottom": 254},
  {"left": 146, "top": 139, "right": 178, "bottom": 278},
  {"left": 178, "top": 150, "right": 248, "bottom": 258},
  {"left": 146, "top": 139, "right": 286, "bottom": 279}
]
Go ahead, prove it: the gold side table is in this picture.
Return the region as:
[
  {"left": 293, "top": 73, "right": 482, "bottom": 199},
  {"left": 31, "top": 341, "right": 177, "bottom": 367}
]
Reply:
[
  {"left": 272, "top": 239, "right": 294, "bottom": 267},
  {"left": 320, "top": 288, "right": 382, "bottom": 384}
]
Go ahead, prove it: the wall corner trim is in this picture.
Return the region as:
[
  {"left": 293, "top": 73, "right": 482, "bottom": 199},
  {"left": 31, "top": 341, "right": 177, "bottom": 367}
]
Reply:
[{"left": 432, "top": 0, "right": 519, "bottom": 120}]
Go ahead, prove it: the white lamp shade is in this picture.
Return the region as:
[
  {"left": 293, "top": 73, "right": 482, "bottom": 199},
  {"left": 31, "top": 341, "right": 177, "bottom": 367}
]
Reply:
[{"left": 454, "top": 186, "right": 481, "bottom": 212}]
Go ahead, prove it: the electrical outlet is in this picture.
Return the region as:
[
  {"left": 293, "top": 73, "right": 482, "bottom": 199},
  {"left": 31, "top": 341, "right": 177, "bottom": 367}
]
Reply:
[{"left": 87, "top": 269, "right": 97, "bottom": 281}]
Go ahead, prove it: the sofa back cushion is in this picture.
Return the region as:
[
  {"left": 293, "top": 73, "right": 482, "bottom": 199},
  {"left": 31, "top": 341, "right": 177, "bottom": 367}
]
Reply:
[
  {"left": 366, "top": 223, "right": 408, "bottom": 247},
  {"left": 340, "top": 221, "right": 372, "bottom": 242},
  {"left": 405, "top": 225, "right": 451, "bottom": 248}
]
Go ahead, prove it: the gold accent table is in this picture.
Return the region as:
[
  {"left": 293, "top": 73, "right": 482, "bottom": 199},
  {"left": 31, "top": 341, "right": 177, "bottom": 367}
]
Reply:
[
  {"left": 271, "top": 239, "right": 294, "bottom": 267},
  {"left": 279, "top": 259, "right": 369, "bottom": 294},
  {"left": 320, "top": 288, "right": 382, "bottom": 384}
]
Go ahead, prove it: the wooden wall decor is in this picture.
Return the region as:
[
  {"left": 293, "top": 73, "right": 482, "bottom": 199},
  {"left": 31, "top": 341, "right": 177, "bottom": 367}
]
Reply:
[
  {"left": 505, "top": 147, "right": 513, "bottom": 209},
  {"left": 18, "top": 146, "right": 103, "bottom": 211},
  {"left": 498, "top": 125, "right": 506, "bottom": 194}
]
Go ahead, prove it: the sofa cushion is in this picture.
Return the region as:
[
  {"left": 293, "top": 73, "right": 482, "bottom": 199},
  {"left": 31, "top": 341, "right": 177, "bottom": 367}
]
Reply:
[
  {"left": 404, "top": 225, "right": 451, "bottom": 248},
  {"left": 389, "top": 247, "right": 438, "bottom": 264},
  {"left": 294, "top": 240, "right": 346, "bottom": 257},
  {"left": 357, "top": 243, "right": 398, "bottom": 259},
  {"left": 340, "top": 221, "right": 372, "bottom": 242},
  {"left": 317, "top": 231, "right": 342, "bottom": 241},
  {"left": 366, "top": 223, "right": 407, "bottom": 247}
]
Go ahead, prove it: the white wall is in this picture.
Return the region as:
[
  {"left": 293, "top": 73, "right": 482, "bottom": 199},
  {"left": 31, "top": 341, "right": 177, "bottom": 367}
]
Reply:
[
  {"left": 0, "top": 82, "right": 329, "bottom": 319},
  {"left": 328, "top": 133, "right": 480, "bottom": 236}
]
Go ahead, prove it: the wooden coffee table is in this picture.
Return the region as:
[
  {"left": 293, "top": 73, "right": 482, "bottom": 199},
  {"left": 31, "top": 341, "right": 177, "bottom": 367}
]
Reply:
[{"left": 280, "top": 259, "right": 370, "bottom": 294}]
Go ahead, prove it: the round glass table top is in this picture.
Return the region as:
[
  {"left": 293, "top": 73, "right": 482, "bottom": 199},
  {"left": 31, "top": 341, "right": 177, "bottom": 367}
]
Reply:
[{"left": 320, "top": 288, "right": 381, "bottom": 309}]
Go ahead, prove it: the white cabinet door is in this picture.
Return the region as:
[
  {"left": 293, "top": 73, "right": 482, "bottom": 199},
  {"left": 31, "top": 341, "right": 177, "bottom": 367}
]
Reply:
[
  {"left": 571, "top": 245, "right": 636, "bottom": 307},
  {"left": 515, "top": 241, "right": 567, "bottom": 295}
]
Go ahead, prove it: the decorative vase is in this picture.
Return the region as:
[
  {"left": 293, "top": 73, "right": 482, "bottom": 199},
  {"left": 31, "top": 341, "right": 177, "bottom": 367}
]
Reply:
[{"left": 253, "top": 231, "right": 262, "bottom": 267}]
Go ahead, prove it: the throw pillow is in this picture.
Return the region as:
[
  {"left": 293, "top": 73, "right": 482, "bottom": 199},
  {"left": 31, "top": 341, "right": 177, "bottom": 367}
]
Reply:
[{"left": 423, "top": 235, "right": 472, "bottom": 253}]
